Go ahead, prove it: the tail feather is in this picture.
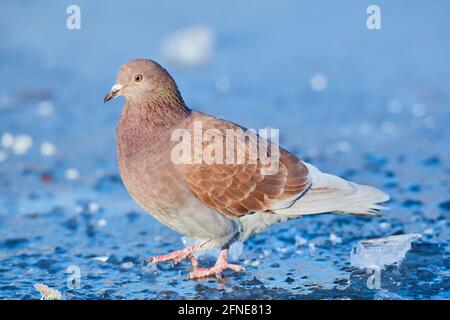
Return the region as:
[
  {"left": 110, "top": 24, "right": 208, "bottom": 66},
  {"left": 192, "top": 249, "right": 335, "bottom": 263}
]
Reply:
[{"left": 275, "top": 162, "right": 389, "bottom": 216}]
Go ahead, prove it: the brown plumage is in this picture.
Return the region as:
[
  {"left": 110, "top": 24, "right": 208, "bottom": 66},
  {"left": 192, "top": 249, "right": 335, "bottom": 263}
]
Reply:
[
  {"left": 104, "top": 59, "right": 389, "bottom": 279},
  {"left": 178, "top": 114, "right": 311, "bottom": 217}
]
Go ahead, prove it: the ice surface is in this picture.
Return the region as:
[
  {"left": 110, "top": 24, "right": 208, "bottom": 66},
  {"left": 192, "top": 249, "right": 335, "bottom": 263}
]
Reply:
[{"left": 351, "top": 234, "right": 422, "bottom": 269}]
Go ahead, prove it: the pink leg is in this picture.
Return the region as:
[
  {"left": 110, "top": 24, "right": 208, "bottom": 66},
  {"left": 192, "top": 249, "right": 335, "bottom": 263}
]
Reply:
[
  {"left": 147, "top": 245, "right": 201, "bottom": 266},
  {"left": 188, "top": 248, "right": 244, "bottom": 280}
]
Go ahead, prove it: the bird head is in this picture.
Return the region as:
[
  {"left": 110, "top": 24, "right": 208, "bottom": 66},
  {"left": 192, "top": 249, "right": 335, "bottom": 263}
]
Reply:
[{"left": 104, "top": 59, "right": 179, "bottom": 104}]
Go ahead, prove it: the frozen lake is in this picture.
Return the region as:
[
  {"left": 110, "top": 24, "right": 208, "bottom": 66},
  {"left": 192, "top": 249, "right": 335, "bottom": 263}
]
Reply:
[{"left": 0, "top": 0, "right": 449, "bottom": 299}]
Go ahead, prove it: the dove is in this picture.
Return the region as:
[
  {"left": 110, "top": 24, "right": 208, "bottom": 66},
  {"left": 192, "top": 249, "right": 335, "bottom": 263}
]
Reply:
[{"left": 104, "top": 59, "right": 389, "bottom": 279}]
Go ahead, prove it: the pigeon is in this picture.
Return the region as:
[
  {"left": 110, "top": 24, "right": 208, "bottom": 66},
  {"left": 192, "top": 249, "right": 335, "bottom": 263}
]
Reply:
[{"left": 104, "top": 59, "right": 389, "bottom": 279}]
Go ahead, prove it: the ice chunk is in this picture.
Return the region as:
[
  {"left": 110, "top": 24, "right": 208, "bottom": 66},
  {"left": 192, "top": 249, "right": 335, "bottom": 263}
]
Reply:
[
  {"left": 88, "top": 202, "right": 100, "bottom": 214},
  {"left": 140, "top": 261, "right": 160, "bottom": 278},
  {"left": 36, "top": 101, "right": 54, "bottom": 116},
  {"left": 92, "top": 256, "right": 109, "bottom": 263},
  {"left": 40, "top": 142, "right": 57, "bottom": 156},
  {"left": 310, "top": 73, "right": 327, "bottom": 91},
  {"left": 34, "top": 283, "right": 62, "bottom": 300},
  {"left": 13, "top": 134, "right": 33, "bottom": 155},
  {"left": 161, "top": 26, "right": 214, "bottom": 67},
  {"left": 379, "top": 222, "right": 390, "bottom": 229},
  {"left": 97, "top": 218, "right": 107, "bottom": 227},
  {"left": 120, "top": 262, "right": 134, "bottom": 271},
  {"left": 350, "top": 233, "right": 421, "bottom": 269},
  {"left": 329, "top": 233, "right": 342, "bottom": 244},
  {"left": 295, "top": 235, "right": 308, "bottom": 247},
  {"left": 65, "top": 168, "right": 80, "bottom": 180},
  {"left": 1, "top": 132, "right": 14, "bottom": 148}
]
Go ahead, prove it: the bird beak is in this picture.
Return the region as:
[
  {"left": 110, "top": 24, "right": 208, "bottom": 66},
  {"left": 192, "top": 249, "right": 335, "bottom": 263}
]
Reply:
[{"left": 104, "top": 84, "right": 123, "bottom": 103}]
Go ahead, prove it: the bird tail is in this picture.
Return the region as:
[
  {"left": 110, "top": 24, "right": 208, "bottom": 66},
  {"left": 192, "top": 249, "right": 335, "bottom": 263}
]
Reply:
[{"left": 274, "top": 162, "right": 390, "bottom": 216}]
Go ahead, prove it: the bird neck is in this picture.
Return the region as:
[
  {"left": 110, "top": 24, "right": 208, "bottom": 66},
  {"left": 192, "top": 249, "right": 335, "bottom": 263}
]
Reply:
[
  {"left": 123, "top": 88, "right": 191, "bottom": 129},
  {"left": 116, "top": 91, "right": 191, "bottom": 158}
]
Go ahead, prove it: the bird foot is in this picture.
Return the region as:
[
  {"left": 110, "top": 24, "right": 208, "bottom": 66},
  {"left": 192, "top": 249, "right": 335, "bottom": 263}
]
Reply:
[
  {"left": 147, "top": 245, "right": 200, "bottom": 267},
  {"left": 188, "top": 263, "right": 244, "bottom": 280},
  {"left": 187, "top": 248, "right": 244, "bottom": 280}
]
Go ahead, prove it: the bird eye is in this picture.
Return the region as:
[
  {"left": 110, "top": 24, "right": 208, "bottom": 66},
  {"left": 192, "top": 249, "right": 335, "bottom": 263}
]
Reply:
[{"left": 134, "top": 74, "right": 143, "bottom": 82}]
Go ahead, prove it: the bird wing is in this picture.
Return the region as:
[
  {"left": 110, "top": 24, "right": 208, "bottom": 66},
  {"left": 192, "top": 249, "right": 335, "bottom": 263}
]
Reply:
[{"left": 176, "top": 112, "right": 311, "bottom": 217}]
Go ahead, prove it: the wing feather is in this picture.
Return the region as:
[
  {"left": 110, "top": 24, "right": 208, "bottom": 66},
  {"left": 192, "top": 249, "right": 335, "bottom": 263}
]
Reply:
[{"left": 177, "top": 112, "right": 310, "bottom": 217}]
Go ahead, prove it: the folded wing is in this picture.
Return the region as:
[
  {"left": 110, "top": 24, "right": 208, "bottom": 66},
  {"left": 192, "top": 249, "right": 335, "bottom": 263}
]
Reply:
[{"left": 176, "top": 113, "right": 311, "bottom": 217}]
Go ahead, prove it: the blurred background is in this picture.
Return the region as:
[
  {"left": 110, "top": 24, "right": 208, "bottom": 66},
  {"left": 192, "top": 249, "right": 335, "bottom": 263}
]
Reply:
[{"left": 0, "top": 0, "right": 448, "bottom": 299}]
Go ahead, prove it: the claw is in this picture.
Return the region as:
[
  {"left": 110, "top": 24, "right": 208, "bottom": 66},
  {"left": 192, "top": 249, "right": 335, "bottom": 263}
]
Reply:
[
  {"left": 147, "top": 245, "right": 244, "bottom": 280},
  {"left": 147, "top": 245, "right": 201, "bottom": 266},
  {"left": 187, "top": 249, "right": 244, "bottom": 280}
]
